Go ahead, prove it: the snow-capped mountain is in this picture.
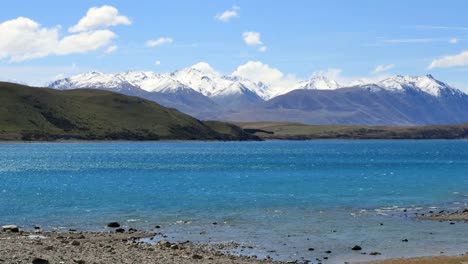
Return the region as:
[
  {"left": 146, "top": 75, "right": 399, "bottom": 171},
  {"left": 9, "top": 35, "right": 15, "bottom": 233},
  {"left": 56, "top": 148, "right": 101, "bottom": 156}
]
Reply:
[
  {"left": 48, "top": 64, "right": 468, "bottom": 125},
  {"left": 296, "top": 75, "right": 341, "bottom": 90},
  {"left": 171, "top": 62, "right": 270, "bottom": 101},
  {"left": 49, "top": 71, "right": 136, "bottom": 92},
  {"left": 375, "top": 74, "right": 463, "bottom": 97}
]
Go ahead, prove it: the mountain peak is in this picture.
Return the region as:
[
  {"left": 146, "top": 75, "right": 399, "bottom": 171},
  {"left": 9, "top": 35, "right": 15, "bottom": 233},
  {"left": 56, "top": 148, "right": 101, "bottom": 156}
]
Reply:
[
  {"left": 297, "top": 75, "right": 341, "bottom": 90},
  {"left": 189, "top": 62, "right": 216, "bottom": 74},
  {"left": 377, "top": 75, "right": 454, "bottom": 96}
]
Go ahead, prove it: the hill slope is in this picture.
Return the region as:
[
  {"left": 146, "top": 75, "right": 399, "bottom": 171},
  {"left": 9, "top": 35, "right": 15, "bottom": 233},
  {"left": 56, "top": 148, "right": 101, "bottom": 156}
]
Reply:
[
  {"left": 236, "top": 122, "right": 468, "bottom": 140},
  {"left": 0, "top": 82, "right": 258, "bottom": 141}
]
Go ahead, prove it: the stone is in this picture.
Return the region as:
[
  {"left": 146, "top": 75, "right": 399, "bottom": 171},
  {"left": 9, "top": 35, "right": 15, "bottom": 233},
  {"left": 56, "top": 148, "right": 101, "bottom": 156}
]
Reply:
[
  {"left": 352, "top": 245, "right": 362, "bottom": 251},
  {"left": 71, "top": 240, "right": 80, "bottom": 246},
  {"left": 170, "top": 244, "right": 179, "bottom": 250},
  {"left": 308, "top": 248, "right": 314, "bottom": 251},
  {"left": 32, "top": 258, "right": 49, "bottom": 264},
  {"left": 192, "top": 254, "right": 203, "bottom": 259},
  {"left": 369, "top": 252, "right": 382, "bottom": 255},
  {"left": 107, "top": 222, "right": 120, "bottom": 228},
  {"left": 325, "top": 250, "right": 332, "bottom": 254},
  {"left": 155, "top": 225, "right": 161, "bottom": 229},
  {"left": 158, "top": 240, "right": 171, "bottom": 247},
  {"left": 115, "top": 228, "right": 125, "bottom": 233},
  {"left": 401, "top": 239, "right": 408, "bottom": 242},
  {"left": 73, "top": 259, "right": 85, "bottom": 264},
  {"left": 2, "top": 225, "right": 19, "bottom": 233}
]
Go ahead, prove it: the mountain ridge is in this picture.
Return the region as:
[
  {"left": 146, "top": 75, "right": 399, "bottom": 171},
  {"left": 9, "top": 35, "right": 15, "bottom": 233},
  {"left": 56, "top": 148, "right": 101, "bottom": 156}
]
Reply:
[{"left": 48, "top": 63, "right": 468, "bottom": 126}]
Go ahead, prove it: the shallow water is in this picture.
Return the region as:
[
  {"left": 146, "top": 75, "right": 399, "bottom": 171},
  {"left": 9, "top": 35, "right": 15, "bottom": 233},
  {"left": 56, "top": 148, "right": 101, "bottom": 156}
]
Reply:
[{"left": 1, "top": 140, "right": 467, "bottom": 263}]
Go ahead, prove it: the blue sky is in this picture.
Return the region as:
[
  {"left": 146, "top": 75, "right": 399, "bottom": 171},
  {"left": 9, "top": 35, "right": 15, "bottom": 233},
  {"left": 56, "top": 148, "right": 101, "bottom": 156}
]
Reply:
[{"left": 2, "top": 0, "right": 468, "bottom": 91}]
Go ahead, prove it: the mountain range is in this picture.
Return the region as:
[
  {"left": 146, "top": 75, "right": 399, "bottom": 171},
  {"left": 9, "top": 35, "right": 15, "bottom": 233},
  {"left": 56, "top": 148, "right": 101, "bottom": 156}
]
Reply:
[{"left": 49, "top": 63, "right": 468, "bottom": 125}]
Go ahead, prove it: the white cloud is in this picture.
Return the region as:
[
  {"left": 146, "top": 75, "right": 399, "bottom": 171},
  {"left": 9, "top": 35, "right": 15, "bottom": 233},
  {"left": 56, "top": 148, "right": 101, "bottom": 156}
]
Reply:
[
  {"left": 56, "top": 30, "right": 115, "bottom": 55},
  {"left": 0, "top": 17, "right": 117, "bottom": 62},
  {"left": 105, "top": 45, "right": 118, "bottom": 54},
  {"left": 372, "top": 64, "right": 395, "bottom": 74},
  {"left": 449, "top": 38, "right": 458, "bottom": 44},
  {"left": 429, "top": 50, "right": 468, "bottom": 69},
  {"left": 154, "top": 60, "right": 161, "bottom": 65},
  {"left": 215, "top": 6, "right": 239, "bottom": 22},
  {"left": 243, "top": 32, "right": 263, "bottom": 46},
  {"left": 258, "top": 46, "right": 267, "bottom": 52},
  {"left": 232, "top": 61, "right": 298, "bottom": 96},
  {"left": 0, "top": 17, "right": 59, "bottom": 62},
  {"left": 146, "top": 37, "right": 173, "bottom": 47},
  {"left": 69, "top": 5, "right": 131, "bottom": 33}
]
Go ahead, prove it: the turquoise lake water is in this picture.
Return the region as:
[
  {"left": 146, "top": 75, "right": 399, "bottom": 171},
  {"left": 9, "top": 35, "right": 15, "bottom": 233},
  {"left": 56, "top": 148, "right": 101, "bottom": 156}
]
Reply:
[{"left": 0, "top": 140, "right": 467, "bottom": 263}]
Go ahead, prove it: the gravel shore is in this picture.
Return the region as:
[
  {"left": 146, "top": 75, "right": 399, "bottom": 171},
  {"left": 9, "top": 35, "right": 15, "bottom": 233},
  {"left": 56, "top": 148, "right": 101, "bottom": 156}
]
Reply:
[{"left": 0, "top": 230, "right": 286, "bottom": 264}]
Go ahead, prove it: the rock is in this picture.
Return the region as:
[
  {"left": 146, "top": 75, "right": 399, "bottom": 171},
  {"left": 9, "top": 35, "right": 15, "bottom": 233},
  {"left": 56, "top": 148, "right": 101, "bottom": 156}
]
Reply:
[
  {"left": 2, "top": 225, "right": 19, "bottom": 233},
  {"left": 34, "top": 226, "right": 41, "bottom": 230},
  {"left": 369, "top": 252, "right": 382, "bottom": 255},
  {"left": 401, "top": 239, "right": 408, "bottom": 242},
  {"left": 450, "top": 222, "right": 455, "bottom": 225},
  {"left": 73, "top": 259, "right": 85, "bottom": 264},
  {"left": 71, "top": 240, "right": 80, "bottom": 246},
  {"left": 44, "top": 245, "right": 54, "bottom": 250},
  {"left": 170, "top": 244, "right": 179, "bottom": 250},
  {"left": 128, "top": 228, "right": 137, "bottom": 232},
  {"left": 352, "top": 245, "right": 362, "bottom": 251},
  {"left": 308, "top": 248, "right": 314, "bottom": 251},
  {"left": 115, "top": 228, "right": 125, "bottom": 233},
  {"left": 32, "top": 258, "right": 49, "bottom": 264},
  {"left": 192, "top": 254, "right": 203, "bottom": 259},
  {"left": 325, "top": 250, "right": 332, "bottom": 254},
  {"left": 107, "top": 222, "right": 120, "bottom": 228},
  {"left": 155, "top": 225, "right": 161, "bottom": 229},
  {"left": 158, "top": 240, "right": 171, "bottom": 247}
]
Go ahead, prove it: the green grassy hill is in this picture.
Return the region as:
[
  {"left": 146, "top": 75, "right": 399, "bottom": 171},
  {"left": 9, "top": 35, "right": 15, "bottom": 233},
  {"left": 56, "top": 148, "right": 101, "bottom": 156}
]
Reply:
[
  {"left": 235, "top": 122, "right": 468, "bottom": 140},
  {"left": 0, "top": 82, "right": 258, "bottom": 141}
]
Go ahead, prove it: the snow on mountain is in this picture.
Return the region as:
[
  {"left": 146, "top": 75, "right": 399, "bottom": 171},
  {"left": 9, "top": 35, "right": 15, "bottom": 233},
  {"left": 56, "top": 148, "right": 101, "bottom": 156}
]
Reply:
[
  {"left": 117, "top": 71, "right": 193, "bottom": 93},
  {"left": 49, "top": 71, "right": 134, "bottom": 91},
  {"left": 171, "top": 62, "right": 232, "bottom": 97},
  {"left": 376, "top": 75, "right": 459, "bottom": 96},
  {"left": 171, "top": 62, "right": 272, "bottom": 100},
  {"left": 49, "top": 64, "right": 465, "bottom": 105},
  {"left": 295, "top": 75, "right": 341, "bottom": 91}
]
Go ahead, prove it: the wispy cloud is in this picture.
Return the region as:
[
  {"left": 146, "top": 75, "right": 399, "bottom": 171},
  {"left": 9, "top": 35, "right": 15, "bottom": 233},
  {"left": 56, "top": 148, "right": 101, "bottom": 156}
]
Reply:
[
  {"left": 383, "top": 38, "right": 436, "bottom": 44},
  {"left": 411, "top": 25, "right": 468, "bottom": 31},
  {"left": 146, "top": 37, "right": 173, "bottom": 47},
  {"left": 372, "top": 64, "right": 395, "bottom": 74},
  {"left": 428, "top": 50, "right": 468, "bottom": 69},
  {"left": 105, "top": 45, "right": 118, "bottom": 54},
  {"left": 215, "top": 6, "right": 239, "bottom": 22}
]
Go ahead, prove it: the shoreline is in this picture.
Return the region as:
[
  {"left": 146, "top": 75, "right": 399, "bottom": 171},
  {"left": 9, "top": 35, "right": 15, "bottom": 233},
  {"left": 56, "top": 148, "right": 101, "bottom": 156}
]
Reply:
[
  {"left": 0, "top": 138, "right": 467, "bottom": 144},
  {"left": 2, "top": 210, "right": 468, "bottom": 264},
  {"left": 0, "top": 229, "right": 286, "bottom": 264}
]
